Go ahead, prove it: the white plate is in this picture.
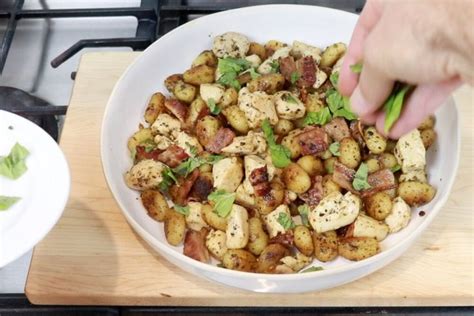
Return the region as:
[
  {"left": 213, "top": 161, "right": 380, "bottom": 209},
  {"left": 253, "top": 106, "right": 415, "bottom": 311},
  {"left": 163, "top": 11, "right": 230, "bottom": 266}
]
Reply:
[
  {"left": 101, "top": 5, "right": 460, "bottom": 293},
  {"left": 0, "top": 110, "right": 70, "bottom": 268}
]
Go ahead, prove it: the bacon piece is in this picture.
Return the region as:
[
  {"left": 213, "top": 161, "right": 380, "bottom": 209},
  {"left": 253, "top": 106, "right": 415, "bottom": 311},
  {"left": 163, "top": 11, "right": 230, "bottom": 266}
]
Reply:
[
  {"left": 350, "top": 120, "right": 365, "bottom": 148},
  {"left": 269, "top": 232, "right": 294, "bottom": 247},
  {"left": 324, "top": 117, "right": 350, "bottom": 142},
  {"left": 249, "top": 166, "right": 271, "bottom": 197},
  {"left": 298, "top": 126, "right": 329, "bottom": 156},
  {"left": 156, "top": 144, "right": 189, "bottom": 168},
  {"left": 332, "top": 161, "right": 356, "bottom": 192},
  {"left": 279, "top": 56, "right": 297, "bottom": 81},
  {"left": 190, "top": 173, "right": 214, "bottom": 202},
  {"left": 205, "top": 127, "right": 235, "bottom": 154},
  {"left": 361, "top": 169, "right": 397, "bottom": 197},
  {"left": 296, "top": 56, "right": 316, "bottom": 88},
  {"left": 183, "top": 229, "right": 210, "bottom": 263},
  {"left": 299, "top": 175, "right": 324, "bottom": 207},
  {"left": 135, "top": 145, "right": 162, "bottom": 162},
  {"left": 164, "top": 98, "right": 188, "bottom": 122},
  {"left": 298, "top": 87, "right": 309, "bottom": 103},
  {"left": 169, "top": 169, "right": 200, "bottom": 205}
]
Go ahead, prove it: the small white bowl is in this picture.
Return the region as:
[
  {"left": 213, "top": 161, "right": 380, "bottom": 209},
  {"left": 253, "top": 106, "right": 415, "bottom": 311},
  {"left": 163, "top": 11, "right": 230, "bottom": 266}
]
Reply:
[{"left": 101, "top": 4, "right": 460, "bottom": 293}]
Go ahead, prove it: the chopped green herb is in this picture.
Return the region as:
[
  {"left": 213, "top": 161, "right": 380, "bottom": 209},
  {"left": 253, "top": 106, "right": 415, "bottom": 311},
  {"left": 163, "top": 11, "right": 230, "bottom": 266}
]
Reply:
[
  {"left": 290, "top": 71, "right": 300, "bottom": 84},
  {"left": 173, "top": 154, "right": 223, "bottom": 178},
  {"left": 174, "top": 204, "right": 190, "bottom": 216},
  {"left": 326, "top": 88, "right": 357, "bottom": 121},
  {"left": 350, "top": 63, "right": 363, "bottom": 74},
  {"left": 0, "top": 196, "right": 21, "bottom": 211},
  {"left": 283, "top": 93, "right": 299, "bottom": 104},
  {"left": 0, "top": 143, "right": 30, "bottom": 180},
  {"left": 217, "top": 58, "right": 251, "bottom": 91},
  {"left": 269, "top": 60, "right": 280, "bottom": 73},
  {"left": 329, "top": 72, "right": 339, "bottom": 87},
  {"left": 300, "top": 266, "right": 324, "bottom": 273},
  {"left": 158, "top": 166, "right": 178, "bottom": 192},
  {"left": 391, "top": 164, "right": 401, "bottom": 173},
  {"left": 185, "top": 142, "right": 198, "bottom": 156},
  {"left": 207, "top": 98, "right": 221, "bottom": 115},
  {"left": 329, "top": 142, "right": 340, "bottom": 157},
  {"left": 297, "top": 204, "right": 310, "bottom": 227},
  {"left": 249, "top": 67, "right": 261, "bottom": 79},
  {"left": 277, "top": 212, "right": 295, "bottom": 230},
  {"left": 352, "top": 163, "right": 371, "bottom": 191},
  {"left": 208, "top": 190, "right": 235, "bottom": 218},
  {"left": 303, "top": 108, "right": 332, "bottom": 126},
  {"left": 384, "top": 85, "right": 413, "bottom": 133},
  {"left": 262, "top": 119, "right": 291, "bottom": 168}
]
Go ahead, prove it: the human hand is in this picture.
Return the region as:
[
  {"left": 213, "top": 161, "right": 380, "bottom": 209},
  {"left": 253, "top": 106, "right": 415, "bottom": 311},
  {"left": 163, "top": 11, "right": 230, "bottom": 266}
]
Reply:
[{"left": 339, "top": 0, "right": 473, "bottom": 138}]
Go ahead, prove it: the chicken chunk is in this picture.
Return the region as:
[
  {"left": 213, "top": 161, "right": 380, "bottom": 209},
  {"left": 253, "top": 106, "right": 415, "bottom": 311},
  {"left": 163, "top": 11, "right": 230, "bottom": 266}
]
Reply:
[
  {"left": 212, "top": 157, "right": 243, "bottom": 193},
  {"left": 264, "top": 204, "right": 292, "bottom": 238},
  {"left": 313, "top": 67, "right": 328, "bottom": 89},
  {"left": 221, "top": 131, "right": 267, "bottom": 155},
  {"left": 309, "top": 191, "right": 361, "bottom": 233},
  {"left": 185, "top": 202, "right": 209, "bottom": 231},
  {"left": 151, "top": 113, "right": 181, "bottom": 138},
  {"left": 274, "top": 91, "right": 306, "bottom": 120},
  {"left": 226, "top": 204, "right": 250, "bottom": 249},
  {"left": 395, "top": 129, "right": 426, "bottom": 176},
  {"left": 174, "top": 131, "right": 202, "bottom": 156},
  {"left": 385, "top": 197, "right": 411, "bottom": 233},
  {"left": 125, "top": 159, "right": 167, "bottom": 190},
  {"left": 245, "top": 54, "right": 262, "bottom": 68},
  {"left": 291, "top": 40, "right": 322, "bottom": 64},
  {"left": 212, "top": 32, "right": 250, "bottom": 58},
  {"left": 200, "top": 83, "right": 225, "bottom": 106},
  {"left": 258, "top": 46, "right": 291, "bottom": 75},
  {"left": 205, "top": 230, "right": 228, "bottom": 260},
  {"left": 238, "top": 87, "right": 278, "bottom": 128}
]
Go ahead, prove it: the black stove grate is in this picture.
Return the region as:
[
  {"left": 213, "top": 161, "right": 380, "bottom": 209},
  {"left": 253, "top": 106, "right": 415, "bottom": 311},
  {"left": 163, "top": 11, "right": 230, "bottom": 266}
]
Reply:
[{"left": 0, "top": 0, "right": 365, "bottom": 141}]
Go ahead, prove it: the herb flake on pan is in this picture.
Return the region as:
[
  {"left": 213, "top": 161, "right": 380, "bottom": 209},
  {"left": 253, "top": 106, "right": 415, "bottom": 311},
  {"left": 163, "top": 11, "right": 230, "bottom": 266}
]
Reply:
[
  {"left": 208, "top": 190, "right": 235, "bottom": 218},
  {"left": 277, "top": 212, "right": 295, "bottom": 230},
  {"left": 297, "top": 204, "right": 310, "bottom": 227},
  {"left": 207, "top": 98, "right": 221, "bottom": 115},
  {"left": 262, "top": 119, "right": 291, "bottom": 168},
  {"left": 352, "top": 162, "right": 371, "bottom": 191},
  {"left": 329, "top": 142, "right": 341, "bottom": 157},
  {"left": 0, "top": 196, "right": 21, "bottom": 211},
  {"left": 174, "top": 204, "right": 190, "bottom": 216}
]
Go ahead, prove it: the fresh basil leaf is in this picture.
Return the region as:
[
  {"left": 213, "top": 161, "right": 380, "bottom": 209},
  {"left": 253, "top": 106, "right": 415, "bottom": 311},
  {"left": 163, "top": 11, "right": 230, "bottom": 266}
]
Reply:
[
  {"left": 207, "top": 98, "right": 221, "bottom": 115},
  {"left": 329, "top": 142, "right": 340, "bottom": 157},
  {"left": 185, "top": 142, "right": 198, "bottom": 156},
  {"left": 262, "top": 119, "right": 291, "bottom": 168},
  {"left": 303, "top": 108, "right": 332, "bottom": 126},
  {"left": 290, "top": 71, "right": 300, "bottom": 84},
  {"left": 208, "top": 190, "right": 235, "bottom": 218},
  {"left": 0, "top": 143, "right": 30, "bottom": 180},
  {"left": 391, "top": 164, "right": 401, "bottom": 172},
  {"left": 350, "top": 63, "right": 363, "bottom": 74},
  {"left": 277, "top": 212, "right": 295, "bottom": 230},
  {"left": 206, "top": 154, "right": 224, "bottom": 165},
  {"left": 352, "top": 163, "right": 371, "bottom": 191},
  {"left": 326, "top": 89, "right": 357, "bottom": 121},
  {"left": 297, "top": 204, "right": 310, "bottom": 227},
  {"left": 158, "top": 166, "right": 178, "bottom": 192},
  {"left": 174, "top": 204, "right": 190, "bottom": 216},
  {"left": 329, "top": 72, "right": 339, "bottom": 87},
  {"left": 0, "top": 196, "right": 21, "bottom": 211},
  {"left": 249, "top": 67, "right": 261, "bottom": 79},
  {"left": 269, "top": 60, "right": 280, "bottom": 73},
  {"left": 300, "top": 266, "right": 324, "bottom": 273},
  {"left": 333, "top": 107, "right": 357, "bottom": 121},
  {"left": 217, "top": 71, "right": 241, "bottom": 91},
  {"left": 384, "top": 85, "right": 412, "bottom": 133}
]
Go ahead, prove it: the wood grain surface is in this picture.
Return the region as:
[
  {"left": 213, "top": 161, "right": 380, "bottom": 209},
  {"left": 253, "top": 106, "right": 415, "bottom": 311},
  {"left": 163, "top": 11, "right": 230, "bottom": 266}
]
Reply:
[{"left": 25, "top": 52, "right": 474, "bottom": 306}]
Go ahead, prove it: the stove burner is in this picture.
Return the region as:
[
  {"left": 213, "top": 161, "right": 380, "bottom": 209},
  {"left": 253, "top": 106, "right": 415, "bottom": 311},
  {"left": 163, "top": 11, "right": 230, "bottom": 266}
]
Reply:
[{"left": 0, "top": 87, "right": 59, "bottom": 141}]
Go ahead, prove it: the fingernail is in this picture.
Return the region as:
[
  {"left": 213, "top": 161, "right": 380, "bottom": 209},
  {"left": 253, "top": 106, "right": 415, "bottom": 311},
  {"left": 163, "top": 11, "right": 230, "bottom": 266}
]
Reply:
[{"left": 350, "top": 86, "right": 369, "bottom": 115}]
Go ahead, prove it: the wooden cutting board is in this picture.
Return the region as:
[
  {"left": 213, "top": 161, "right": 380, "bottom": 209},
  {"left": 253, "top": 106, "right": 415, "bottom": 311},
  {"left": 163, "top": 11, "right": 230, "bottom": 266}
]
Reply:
[{"left": 25, "top": 52, "right": 473, "bottom": 306}]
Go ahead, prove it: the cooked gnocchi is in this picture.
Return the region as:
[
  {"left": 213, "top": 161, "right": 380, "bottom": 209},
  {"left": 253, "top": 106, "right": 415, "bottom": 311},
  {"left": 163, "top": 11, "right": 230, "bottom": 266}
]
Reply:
[{"left": 125, "top": 32, "right": 437, "bottom": 273}]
